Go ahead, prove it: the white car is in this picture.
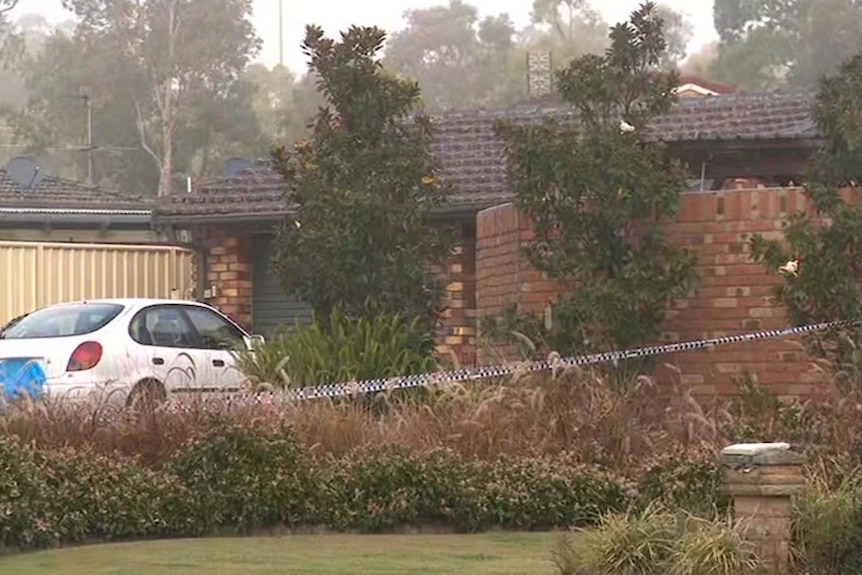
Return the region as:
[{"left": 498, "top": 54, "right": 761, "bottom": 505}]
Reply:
[{"left": 0, "top": 298, "right": 262, "bottom": 409}]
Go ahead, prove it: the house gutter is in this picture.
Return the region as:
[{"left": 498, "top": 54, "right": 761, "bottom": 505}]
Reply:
[{"left": 0, "top": 207, "right": 152, "bottom": 225}]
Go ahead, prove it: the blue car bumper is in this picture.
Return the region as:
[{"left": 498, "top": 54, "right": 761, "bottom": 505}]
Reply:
[{"left": 0, "top": 358, "right": 47, "bottom": 409}]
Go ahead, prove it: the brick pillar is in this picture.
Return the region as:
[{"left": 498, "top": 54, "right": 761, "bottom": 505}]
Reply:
[
  {"left": 720, "top": 443, "right": 807, "bottom": 573},
  {"left": 202, "top": 229, "right": 254, "bottom": 330},
  {"left": 437, "top": 224, "right": 478, "bottom": 366}
]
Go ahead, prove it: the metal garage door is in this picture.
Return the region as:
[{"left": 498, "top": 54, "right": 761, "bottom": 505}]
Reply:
[{"left": 251, "top": 234, "right": 313, "bottom": 336}]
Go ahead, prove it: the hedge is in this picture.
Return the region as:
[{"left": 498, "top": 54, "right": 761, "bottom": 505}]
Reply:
[{"left": 0, "top": 420, "right": 642, "bottom": 552}]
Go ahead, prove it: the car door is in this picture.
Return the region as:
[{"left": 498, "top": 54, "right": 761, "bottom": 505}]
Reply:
[
  {"left": 128, "top": 305, "right": 212, "bottom": 395},
  {"left": 179, "top": 304, "right": 250, "bottom": 393}
]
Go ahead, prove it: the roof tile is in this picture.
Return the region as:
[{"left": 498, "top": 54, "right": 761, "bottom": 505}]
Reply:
[
  {"left": 0, "top": 169, "right": 151, "bottom": 210},
  {"left": 154, "top": 90, "right": 820, "bottom": 221}
]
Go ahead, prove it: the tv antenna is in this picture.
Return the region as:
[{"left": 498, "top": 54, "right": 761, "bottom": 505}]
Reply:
[{"left": 5, "top": 156, "right": 45, "bottom": 191}]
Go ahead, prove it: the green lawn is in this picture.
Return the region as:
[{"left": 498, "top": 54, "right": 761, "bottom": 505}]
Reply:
[{"left": 0, "top": 532, "right": 560, "bottom": 575}]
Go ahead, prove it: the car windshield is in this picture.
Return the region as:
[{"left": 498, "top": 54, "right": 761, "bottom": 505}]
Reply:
[{"left": 0, "top": 303, "right": 124, "bottom": 339}]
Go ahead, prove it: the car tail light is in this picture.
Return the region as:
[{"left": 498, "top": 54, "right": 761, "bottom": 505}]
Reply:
[{"left": 66, "top": 341, "right": 103, "bottom": 372}]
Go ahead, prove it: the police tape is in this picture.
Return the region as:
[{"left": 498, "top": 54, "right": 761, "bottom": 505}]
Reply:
[{"left": 277, "top": 317, "right": 860, "bottom": 402}]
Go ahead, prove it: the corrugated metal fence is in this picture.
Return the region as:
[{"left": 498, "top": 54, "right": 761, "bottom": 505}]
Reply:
[{"left": 0, "top": 241, "right": 194, "bottom": 325}]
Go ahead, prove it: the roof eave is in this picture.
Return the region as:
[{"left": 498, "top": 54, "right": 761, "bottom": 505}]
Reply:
[{"left": 152, "top": 199, "right": 504, "bottom": 227}]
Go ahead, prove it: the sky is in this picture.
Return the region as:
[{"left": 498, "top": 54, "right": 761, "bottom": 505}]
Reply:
[{"left": 11, "top": 0, "right": 719, "bottom": 74}]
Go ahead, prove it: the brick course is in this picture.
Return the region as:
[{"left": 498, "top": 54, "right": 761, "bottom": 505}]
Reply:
[{"left": 475, "top": 187, "right": 832, "bottom": 398}]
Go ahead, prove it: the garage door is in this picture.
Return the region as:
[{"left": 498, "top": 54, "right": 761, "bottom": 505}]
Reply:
[{"left": 251, "top": 234, "right": 313, "bottom": 336}]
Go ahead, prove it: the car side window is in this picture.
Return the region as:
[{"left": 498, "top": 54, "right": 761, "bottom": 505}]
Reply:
[
  {"left": 182, "top": 306, "right": 246, "bottom": 350},
  {"left": 129, "top": 306, "right": 197, "bottom": 348}
]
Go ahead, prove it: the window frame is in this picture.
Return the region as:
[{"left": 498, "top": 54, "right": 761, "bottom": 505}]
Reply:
[
  {"left": 180, "top": 305, "right": 249, "bottom": 351},
  {"left": 128, "top": 304, "right": 201, "bottom": 349}
]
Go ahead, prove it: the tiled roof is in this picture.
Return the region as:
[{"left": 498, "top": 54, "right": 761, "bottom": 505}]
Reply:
[
  {"left": 154, "top": 90, "right": 820, "bottom": 222},
  {"left": 0, "top": 169, "right": 151, "bottom": 211}
]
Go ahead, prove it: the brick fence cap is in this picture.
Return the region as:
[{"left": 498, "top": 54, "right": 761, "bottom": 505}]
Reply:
[{"left": 721, "top": 442, "right": 807, "bottom": 466}]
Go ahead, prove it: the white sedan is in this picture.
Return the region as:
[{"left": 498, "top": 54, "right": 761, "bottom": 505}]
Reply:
[{"left": 0, "top": 298, "right": 262, "bottom": 409}]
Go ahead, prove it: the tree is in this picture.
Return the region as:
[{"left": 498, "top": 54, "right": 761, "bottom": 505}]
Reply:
[
  {"left": 655, "top": 4, "right": 693, "bottom": 69},
  {"left": 751, "top": 55, "right": 862, "bottom": 381},
  {"left": 272, "top": 25, "right": 454, "bottom": 328},
  {"left": 710, "top": 0, "right": 862, "bottom": 89},
  {"left": 60, "top": 0, "right": 261, "bottom": 195},
  {"left": 384, "top": 0, "right": 519, "bottom": 111},
  {"left": 527, "top": 0, "right": 609, "bottom": 63},
  {"left": 681, "top": 41, "right": 719, "bottom": 78},
  {"left": 6, "top": 2, "right": 265, "bottom": 193},
  {"left": 491, "top": 2, "right": 698, "bottom": 356}
]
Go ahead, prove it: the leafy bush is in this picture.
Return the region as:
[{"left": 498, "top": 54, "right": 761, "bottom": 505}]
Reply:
[
  {"left": 0, "top": 434, "right": 190, "bottom": 551},
  {"left": 0, "top": 421, "right": 633, "bottom": 552},
  {"left": 271, "top": 25, "right": 453, "bottom": 328},
  {"left": 232, "top": 307, "right": 438, "bottom": 389},
  {"left": 749, "top": 55, "right": 862, "bottom": 377},
  {"left": 637, "top": 455, "right": 729, "bottom": 518},
  {"left": 492, "top": 2, "right": 698, "bottom": 358},
  {"left": 168, "top": 420, "right": 320, "bottom": 532},
  {"left": 553, "top": 504, "right": 762, "bottom": 575}
]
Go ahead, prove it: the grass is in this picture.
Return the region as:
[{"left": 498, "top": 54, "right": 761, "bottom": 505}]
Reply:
[
  {"left": 0, "top": 533, "right": 557, "bottom": 575},
  {"left": 2, "top": 364, "right": 729, "bottom": 474}
]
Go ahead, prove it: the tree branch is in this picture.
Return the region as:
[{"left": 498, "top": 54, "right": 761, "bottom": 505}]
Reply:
[
  {"left": 134, "top": 100, "right": 162, "bottom": 170},
  {"left": 0, "top": 0, "right": 19, "bottom": 14}
]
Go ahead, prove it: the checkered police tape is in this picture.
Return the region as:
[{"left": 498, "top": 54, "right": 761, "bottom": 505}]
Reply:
[{"left": 278, "top": 317, "right": 861, "bottom": 402}]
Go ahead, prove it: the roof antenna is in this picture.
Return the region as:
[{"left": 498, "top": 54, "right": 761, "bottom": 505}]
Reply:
[{"left": 224, "top": 157, "right": 253, "bottom": 177}]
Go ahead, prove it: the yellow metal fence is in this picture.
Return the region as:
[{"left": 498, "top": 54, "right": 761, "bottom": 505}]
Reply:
[{"left": 0, "top": 241, "right": 195, "bottom": 325}]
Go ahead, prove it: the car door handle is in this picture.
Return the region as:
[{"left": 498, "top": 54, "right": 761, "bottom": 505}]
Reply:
[
  {"left": 212, "top": 359, "right": 225, "bottom": 367},
  {"left": 152, "top": 357, "right": 165, "bottom": 365}
]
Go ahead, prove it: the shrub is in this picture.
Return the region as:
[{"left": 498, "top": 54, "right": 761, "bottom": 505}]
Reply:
[
  {"left": 493, "top": 1, "right": 698, "bottom": 359},
  {"left": 38, "top": 447, "right": 192, "bottom": 541},
  {"left": 168, "top": 419, "right": 320, "bottom": 533},
  {"left": 0, "top": 420, "right": 637, "bottom": 552},
  {"left": 0, "top": 435, "right": 55, "bottom": 551},
  {"left": 484, "top": 456, "right": 629, "bottom": 531},
  {"left": 315, "top": 446, "right": 490, "bottom": 532},
  {"left": 749, "top": 55, "right": 862, "bottom": 376},
  {"left": 636, "top": 454, "right": 729, "bottom": 518},
  {"left": 553, "top": 503, "right": 678, "bottom": 575},
  {"left": 793, "top": 471, "right": 862, "bottom": 575},
  {"left": 232, "top": 307, "right": 438, "bottom": 389},
  {"left": 0, "top": 435, "right": 189, "bottom": 551},
  {"left": 271, "top": 25, "right": 453, "bottom": 328},
  {"left": 553, "top": 505, "right": 762, "bottom": 575},
  {"left": 667, "top": 515, "right": 762, "bottom": 575}
]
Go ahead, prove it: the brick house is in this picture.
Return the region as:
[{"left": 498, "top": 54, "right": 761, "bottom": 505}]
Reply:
[{"left": 153, "top": 89, "right": 827, "bottom": 394}]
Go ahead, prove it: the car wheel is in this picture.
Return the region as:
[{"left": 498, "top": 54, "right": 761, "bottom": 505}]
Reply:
[{"left": 126, "top": 379, "right": 166, "bottom": 414}]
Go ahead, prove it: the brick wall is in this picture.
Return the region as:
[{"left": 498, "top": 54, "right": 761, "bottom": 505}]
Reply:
[
  {"left": 475, "top": 188, "right": 830, "bottom": 398},
  {"left": 199, "top": 228, "right": 254, "bottom": 330},
  {"left": 475, "top": 204, "right": 562, "bottom": 317},
  {"left": 197, "top": 224, "right": 479, "bottom": 366}
]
